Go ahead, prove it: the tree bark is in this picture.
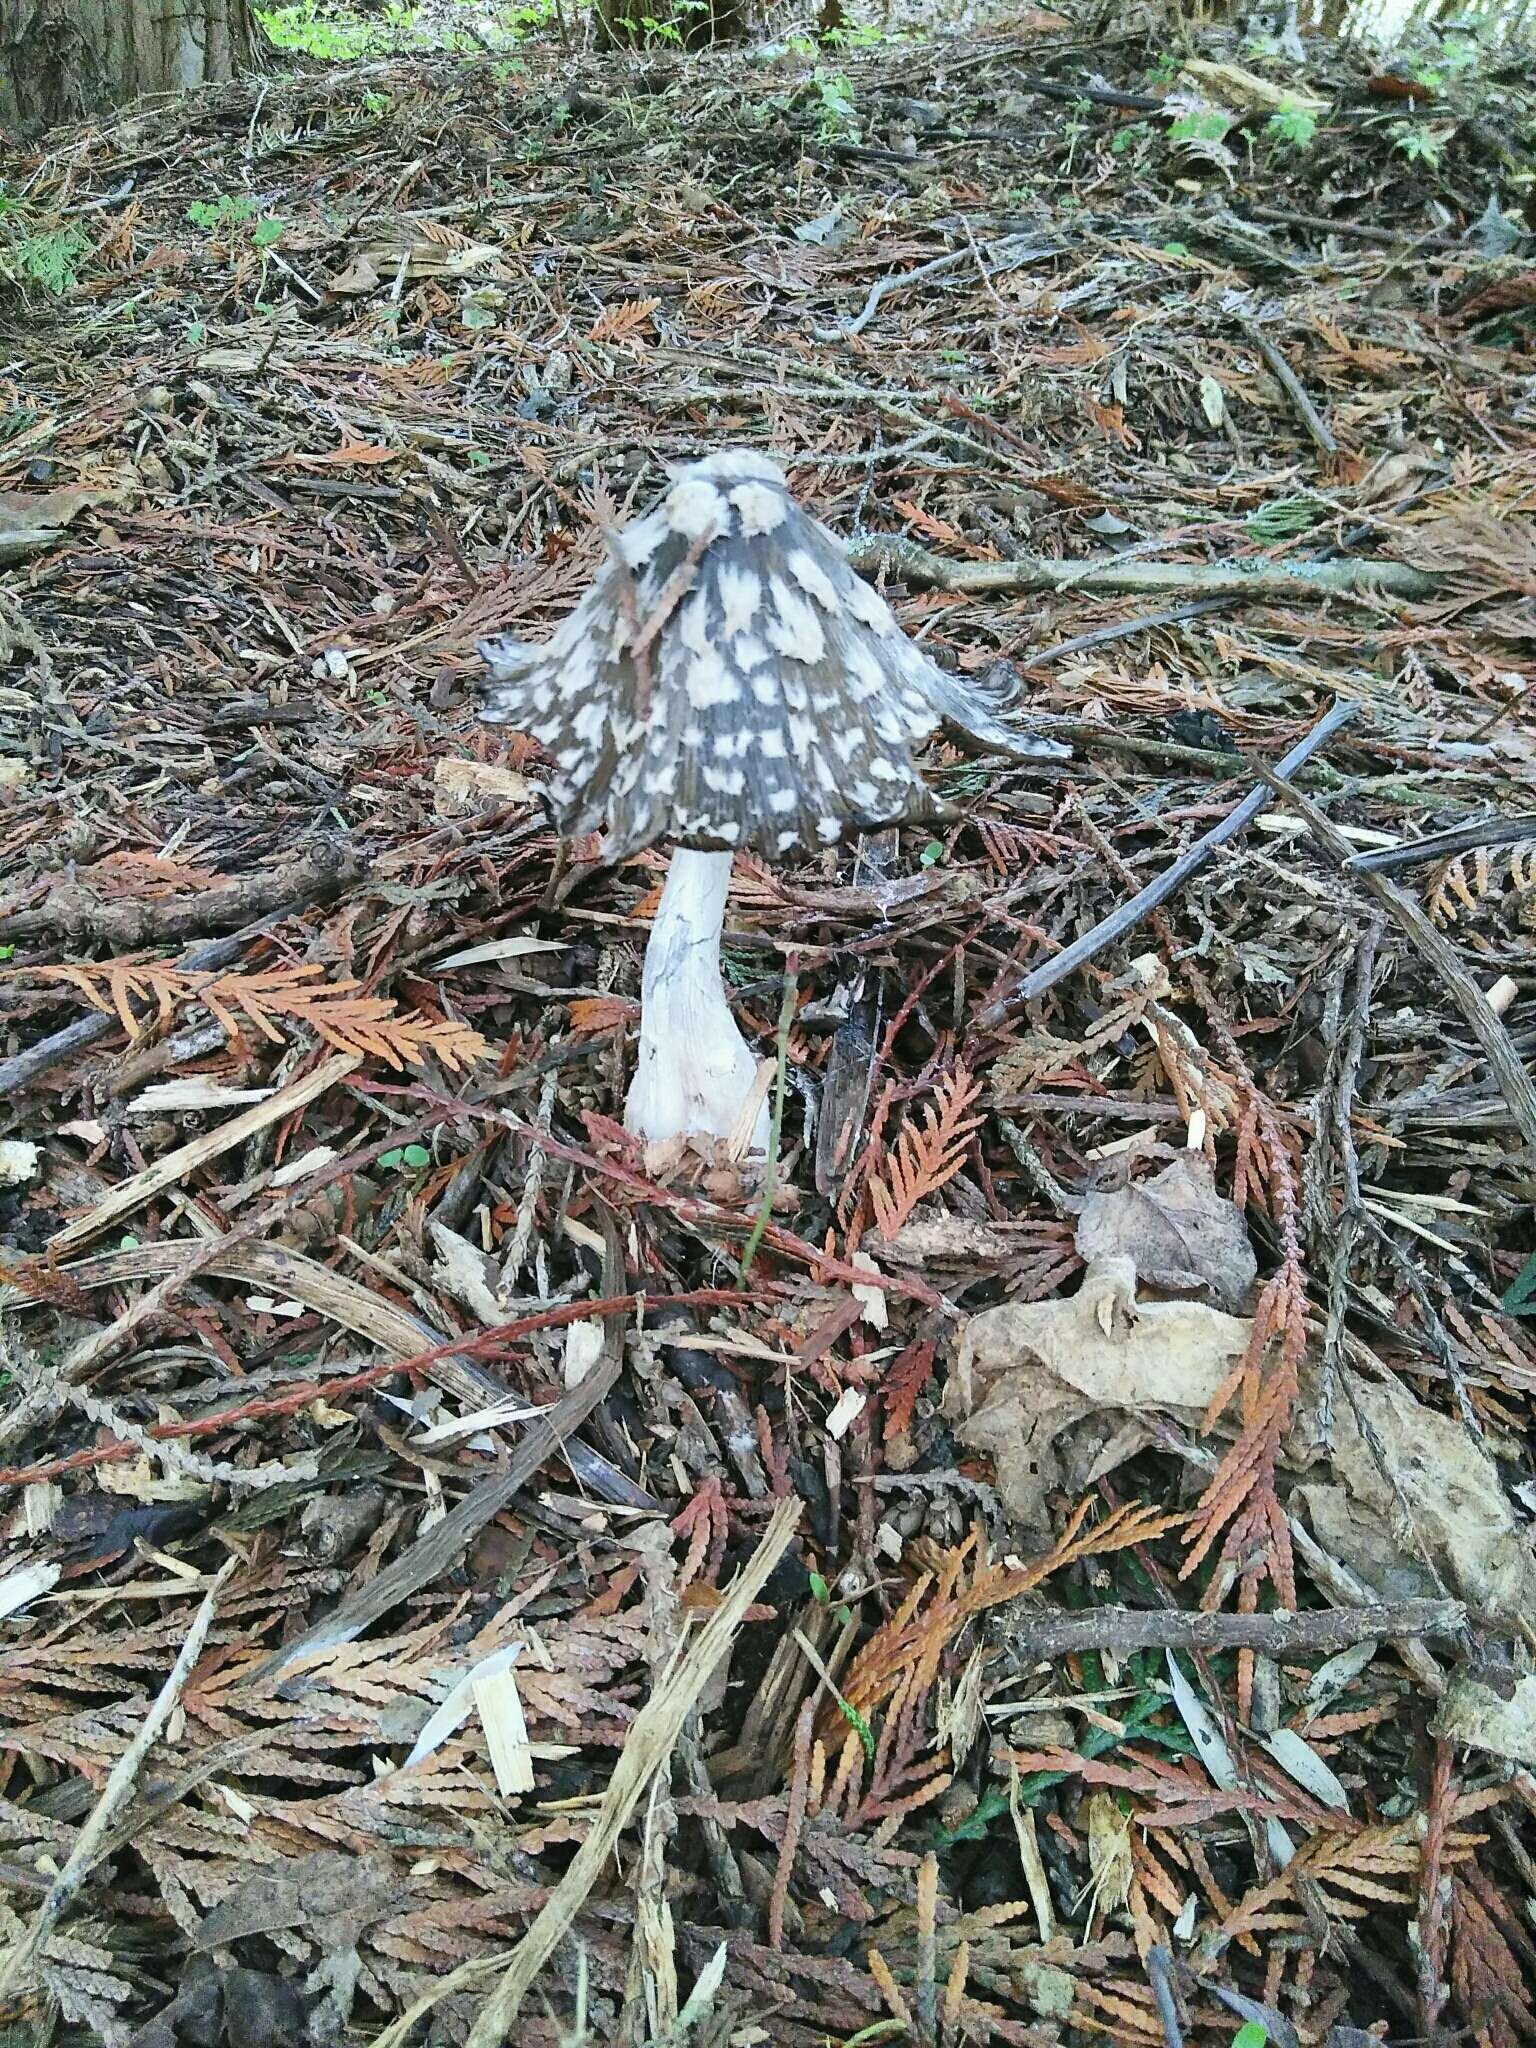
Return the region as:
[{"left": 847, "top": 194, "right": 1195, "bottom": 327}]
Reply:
[{"left": 0, "top": 0, "right": 259, "bottom": 131}]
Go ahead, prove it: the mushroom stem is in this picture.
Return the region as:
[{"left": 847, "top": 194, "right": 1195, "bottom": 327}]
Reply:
[{"left": 624, "top": 848, "right": 771, "bottom": 1156}]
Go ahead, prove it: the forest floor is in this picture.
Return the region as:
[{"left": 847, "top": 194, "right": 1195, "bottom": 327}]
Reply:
[{"left": 1, "top": 9, "right": 1536, "bottom": 2047}]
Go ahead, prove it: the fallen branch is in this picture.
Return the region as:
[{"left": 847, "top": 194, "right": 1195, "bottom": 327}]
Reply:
[
  {"left": 998, "top": 1597, "right": 1466, "bottom": 1671},
  {"left": 250, "top": 1349, "right": 628, "bottom": 1678},
  {"left": 0, "top": 879, "right": 361, "bottom": 1102},
  {"left": 820, "top": 230, "right": 1056, "bottom": 340},
  {"left": 1346, "top": 812, "right": 1536, "bottom": 873},
  {"left": 0, "top": 528, "right": 65, "bottom": 567},
  {"left": 1235, "top": 315, "right": 1338, "bottom": 458},
  {"left": 848, "top": 534, "right": 1438, "bottom": 602},
  {"left": 1250, "top": 757, "right": 1536, "bottom": 1153},
  {"left": 0, "top": 837, "right": 362, "bottom": 948},
  {"left": 975, "top": 699, "right": 1359, "bottom": 1027}
]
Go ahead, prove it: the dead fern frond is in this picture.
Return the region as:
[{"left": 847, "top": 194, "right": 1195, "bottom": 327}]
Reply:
[{"left": 871, "top": 1063, "right": 984, "bottom": 1240}]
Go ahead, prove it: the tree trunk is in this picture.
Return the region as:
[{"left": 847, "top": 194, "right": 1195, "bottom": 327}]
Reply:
[
  {"left": 0, "top": 0, "right": 259, "bottom": 132},
  {"left": 591, "top": 0, "right": 749, "bottom": 50}
]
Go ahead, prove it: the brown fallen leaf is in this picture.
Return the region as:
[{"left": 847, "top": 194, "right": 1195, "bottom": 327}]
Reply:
[
  {"left": 0, "top": 483, "right": 115, "bottom": 564},
  {"left": 944, "top": 1253, "right": 1252, "bottom": 1531},
  {"left": 192, "top": 1849, "right": 397, "bottom": 1950},
  {"left": 1290, "top": 1368, "right": 1536, "bottom": 1620},
  {"left": 1075, "top": 1154, "right": 1256, "bottom": 1313},
  {"left": 1435, "top": 1672, "right": 1536, "bottom": 1766},
  {"left": 433, "top": 756, "right": 532, "bottom": 815}
]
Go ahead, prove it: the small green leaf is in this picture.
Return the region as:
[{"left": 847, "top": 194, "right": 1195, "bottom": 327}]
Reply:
[
  {"left": 1503, "top": 1250, "right": 1536, "bottom": 1317},
  {"left": 401, "top": 1144, "right": 431, "bottom": 1169},
  {"left": 919, "top": 838, "right": 945, "bottom": 867},
  {"left": 1169, "top": 109, "right": 1230, "bottom": 144},
  {"left": 251, "top": 217, "right": 284, "bottom": 248},
  {"left": 1265, "top": 102, "right": 1317, "bottom": 150},
  {"left": 1233, "top": 2025, "right": 1269, "bottom": 2048},
  {"left": 929, "top": 1783, "right": 1010, "bottom": 1845},
  {"left": 378, "top": 1148, "right": 404, "bottom": 1170},
  {"left": 0, "top": 943, "right": 13, "bottom": 960},
  {"left": 808, "top": 1570, "right": 831, "bottom": 1604}
]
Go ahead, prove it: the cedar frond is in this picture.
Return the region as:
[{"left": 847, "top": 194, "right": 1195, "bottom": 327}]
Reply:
[
  {"left": 1180, "top": 1074, "right": 1307, "bottom": 1609},
  {"left": 1427, "top": 842, "right": 1536, "bottom": 930},
  {"left": 1219, "top": 1819, "right": 1478, "bottom": 1949},
  {"left": 870, "top": 1063, "right": 984, "bottom": 1240},
  {"left": 836, "top": 1498, "right": 1184, "bottom": 1726},
  {"left": 199, "top": 964, "right": 487, "bottom": 1072},
  {"left": 28, "top": 959, "right": 487, "bottom": 1073},
  {"left": 1451, "top": 1861, "right": 1536, "bottom": 2048},
  {"left": 881, "top": 1337, "right": 937, "bottom": 1442}
]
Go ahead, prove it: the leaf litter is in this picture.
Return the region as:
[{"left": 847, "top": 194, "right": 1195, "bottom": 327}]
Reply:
[{"left": 0, "top": 3, "right": 1535, "bottom": 2044}]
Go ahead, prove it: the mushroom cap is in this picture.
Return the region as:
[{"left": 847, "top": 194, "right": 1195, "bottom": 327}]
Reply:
[{"left": 478, "top": 449, "right": 1056, "bottom": 861}]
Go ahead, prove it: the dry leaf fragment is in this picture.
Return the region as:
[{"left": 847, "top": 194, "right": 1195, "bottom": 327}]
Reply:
[
  {"left": 1083, "top": 1789, "right": 1133, "bottom": 1918},
  {"left": 1076, "top": 1154, "right": 1257, "bottom": 1312},
  {"left": 1165, "top": 1650, "right": 1294, "bottom": 1869},
  {"left": 191, "top": 1850, "right": 397, "bottom": 1950},
  {"left": 1291, "top": 1369, "right": 1536, "bottom": 1620},
  {"left": 945, "top": 1253, "right": 1251, "bottom": 1530},
  {"left": 429, "top": 1220, "right": 508, "bottom": 1327},
  {"left": 329, "top": 231, "right": 503, "bottom": 295},
  {"left": 1435, "top": 1672, "right": 1536, "bottom": 1766},
  {"left": 432, "top": 757, "right": 531, "bottom": 816},
  {"left": 0, "top": 483, "right": 117, "bottom": 563},
  {"left": 432, "top": 935, "right": 566, "bottom": 971},
  {"left": 1263, "top": 1726, "right": 1351, "bottom": 1812}
]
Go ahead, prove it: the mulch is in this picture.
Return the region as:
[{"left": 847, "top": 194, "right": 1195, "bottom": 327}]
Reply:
[{"left": 1, "top": 9, "right": 1534, "bottom": 2044}]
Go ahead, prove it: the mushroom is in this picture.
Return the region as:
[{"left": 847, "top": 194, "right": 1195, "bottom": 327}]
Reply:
[{"left": 477, "top": 450, "right": 1064, "bottom": 1157}]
